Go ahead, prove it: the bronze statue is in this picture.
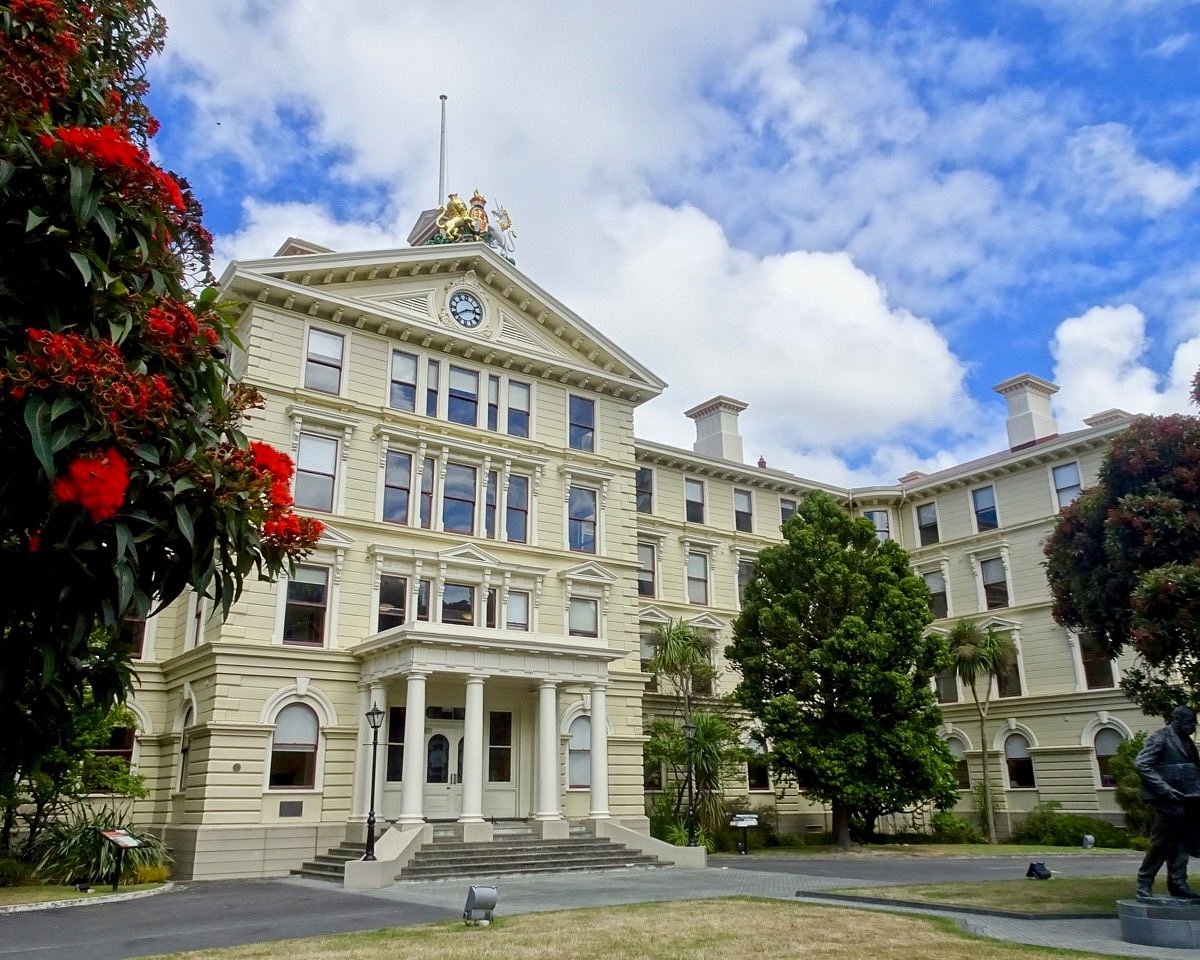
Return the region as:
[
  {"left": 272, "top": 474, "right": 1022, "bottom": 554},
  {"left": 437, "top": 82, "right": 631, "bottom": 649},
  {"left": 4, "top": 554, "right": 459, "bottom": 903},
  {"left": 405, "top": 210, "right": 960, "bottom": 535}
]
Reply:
[{"left": 1135, "top": 705, "right": 1200, "bottom": 900}]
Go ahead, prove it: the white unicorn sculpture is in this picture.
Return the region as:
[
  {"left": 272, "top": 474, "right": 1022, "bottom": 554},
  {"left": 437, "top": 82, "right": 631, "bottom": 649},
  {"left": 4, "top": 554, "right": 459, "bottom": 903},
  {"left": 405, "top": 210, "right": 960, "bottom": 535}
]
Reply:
[{"left": 488, "top": 203, "right": 517, "bottom": 257}]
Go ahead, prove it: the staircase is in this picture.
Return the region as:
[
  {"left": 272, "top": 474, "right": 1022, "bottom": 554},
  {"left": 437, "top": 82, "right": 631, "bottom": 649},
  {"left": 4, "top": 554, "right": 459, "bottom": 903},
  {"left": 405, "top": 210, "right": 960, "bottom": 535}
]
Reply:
[{"left": 291, "top": 822, "right": 665, "bottom": 884}]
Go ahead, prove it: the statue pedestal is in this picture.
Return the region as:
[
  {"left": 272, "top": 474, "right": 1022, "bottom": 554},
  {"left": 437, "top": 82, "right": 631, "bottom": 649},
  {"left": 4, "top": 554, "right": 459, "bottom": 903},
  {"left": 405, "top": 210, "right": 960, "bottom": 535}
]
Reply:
[{"left": 1118, "top": 897, "right": 1200, "bottom": 948}]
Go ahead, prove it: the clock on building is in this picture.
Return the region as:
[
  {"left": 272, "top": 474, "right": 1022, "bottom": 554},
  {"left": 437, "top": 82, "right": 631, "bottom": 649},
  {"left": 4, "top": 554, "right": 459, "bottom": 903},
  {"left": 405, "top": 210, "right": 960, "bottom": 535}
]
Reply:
[{"left": 448, "top": 290, "right": 484, "bottom": 328}]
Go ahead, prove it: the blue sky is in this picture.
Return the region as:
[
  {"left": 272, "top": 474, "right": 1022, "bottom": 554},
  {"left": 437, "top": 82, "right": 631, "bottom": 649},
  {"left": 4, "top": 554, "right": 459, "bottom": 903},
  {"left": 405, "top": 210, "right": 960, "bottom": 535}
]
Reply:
[{"left": 146, "top": 0, "right": 1200, "bottom": 484}]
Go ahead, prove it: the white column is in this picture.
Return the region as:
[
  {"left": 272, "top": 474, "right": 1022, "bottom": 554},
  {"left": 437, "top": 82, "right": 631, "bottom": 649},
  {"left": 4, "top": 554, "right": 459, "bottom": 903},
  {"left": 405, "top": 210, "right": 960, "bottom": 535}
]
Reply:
[
  {"left": 350, "top": 685, "right": 372, "bottom": 818},
  {"left": 397, "top": 670, "right": 428, "bottom": 825},
  {"left": 459, "top": 674, "right": 487, "bottom": 823},
  {"left": 589, "top": 683, "right": 610, "bottom": 819},
  {"left": 368, "top": 682, "right": 386, "bottom": 819},
  {"left": 534, "top": 680, "right": 561, "bottom": 820}
]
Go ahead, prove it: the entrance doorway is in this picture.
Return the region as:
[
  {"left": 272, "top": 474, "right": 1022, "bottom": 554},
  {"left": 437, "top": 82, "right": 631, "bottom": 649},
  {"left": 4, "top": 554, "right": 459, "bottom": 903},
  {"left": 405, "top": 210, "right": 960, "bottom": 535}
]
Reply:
[{"left": 423, "top": 725, "right": 464, "bottom": 817}]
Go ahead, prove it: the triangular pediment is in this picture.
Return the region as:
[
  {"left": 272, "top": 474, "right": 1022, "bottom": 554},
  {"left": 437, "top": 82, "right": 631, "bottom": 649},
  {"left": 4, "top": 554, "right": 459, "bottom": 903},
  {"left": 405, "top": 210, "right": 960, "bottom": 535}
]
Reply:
[
  {"left": 316, "top": 523, "right": 356, "bottom": 548},
  {"left": 979, "top": 616, "right": 1022, "bottom": 633},
  {"left": 637, "top": 605, "right": 674, "bottom": 624},
  {"left": 685, "top": 612, "right": 726, "bottom": 632},
  {"left": 437, "top": 543, "right": 500, "bottom": 566},
  {"left": 559, "top": 561, "right": 619, "bottom": 584}
]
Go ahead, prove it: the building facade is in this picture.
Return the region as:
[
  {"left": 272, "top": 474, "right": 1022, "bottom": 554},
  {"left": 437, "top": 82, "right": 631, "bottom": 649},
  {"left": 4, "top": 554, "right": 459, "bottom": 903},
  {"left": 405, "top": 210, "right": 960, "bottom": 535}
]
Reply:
[{"left": 113, "top": 235, "right": 1145, "bottom": 878}]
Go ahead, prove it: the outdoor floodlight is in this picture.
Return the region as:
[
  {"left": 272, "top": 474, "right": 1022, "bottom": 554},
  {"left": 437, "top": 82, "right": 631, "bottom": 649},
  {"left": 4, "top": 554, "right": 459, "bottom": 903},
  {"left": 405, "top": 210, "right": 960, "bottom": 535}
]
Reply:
[{"left": 464, "top": 884, "right": 498, "bottom": 925}]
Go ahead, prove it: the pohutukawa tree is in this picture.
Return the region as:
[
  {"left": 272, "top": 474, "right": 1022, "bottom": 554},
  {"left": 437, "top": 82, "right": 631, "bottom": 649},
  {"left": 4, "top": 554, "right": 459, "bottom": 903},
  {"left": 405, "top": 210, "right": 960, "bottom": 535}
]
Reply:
[
  {"left": 1044, "top": 370, "right": 1200, "bottom": 718},
  {"left": 0, "top": 1, "right": 322, "bottom": 787}
]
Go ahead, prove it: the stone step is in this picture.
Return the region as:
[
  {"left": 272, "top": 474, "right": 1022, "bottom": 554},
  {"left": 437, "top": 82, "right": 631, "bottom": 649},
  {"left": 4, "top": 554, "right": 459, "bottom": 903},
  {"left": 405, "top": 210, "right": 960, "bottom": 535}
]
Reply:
[
  {"left": 407, "top": 848, "right": 657, "bottom": 869},
  {"left": 424, "top": 838, "right": 618, "bottom": 855},
  {"left": 399, "top": 859, "right": 665, "bottom": 881}
]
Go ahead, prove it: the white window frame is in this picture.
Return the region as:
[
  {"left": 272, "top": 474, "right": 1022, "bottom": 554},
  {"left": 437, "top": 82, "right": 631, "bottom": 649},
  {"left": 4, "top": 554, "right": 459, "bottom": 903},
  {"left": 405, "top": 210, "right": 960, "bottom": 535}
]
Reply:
[
  {"left": 635, "top": 465, "right": 654, "bottom": 515},
  {"left": 733, "top": 488, "right": 754, "bottom": 534},
  {"left": 970, "top": 484, "right": 1000, "bottom": 533},
  {"left": 277, "top": 563, "right": 334, "bottom": 648},
  {"left": 388, "top": 348, "right": 419, "bottom": 413},
  {"left": 1069, "top": 630, "right": 1120, "bottom": 692},
  {"left": 1002, "top": 729, "right": 1037, "bottom": 790},
  {"left": 915, "top": 557, "right": 952, "bottom": 621},
  {"left": 567, "top": 393, "right": 596, "bottom": 452},
  {"left": 972, "top": 549, "right": 1013, "bottom": 611},
  {"left": 262, "top": 697, "right": 328, "bottom": 794},
  {"left": 636, "top": 541, "right": 657, "bottom": 599},
  {"left": 684, "top": 477, "right": 706, "bottom": 524},
  {"left": 779, "top": 497, "right": 797, "bottom": 526},
  {"left": 735, "top": 549, "right": 757, "bottom": 609},
  {"left": 1050, "top": 460, "right": 1084, "bottom": 510},
  {"left": 915, "top": 501, "right": 940, "bottom": 546},
  {"left": 287, "top": 405, "right": 356, "bottom": 515},
  {"left": 184, "top": 591, "right": 212, "bottom": 650},
  {"left": 686, "top": 550, "right": 711, "bottom": 606},
  {"left": 303, "top": 324, "right": 346, "bottom": 396},
  {"left": 863, "top": 509, "right": 891, "bottom": 542},
  {"left": 933, "top": 664, "right": 960, "bottom": 704},
  {"left": 561, "top": 465, "right": 612, "bottom": 556}
]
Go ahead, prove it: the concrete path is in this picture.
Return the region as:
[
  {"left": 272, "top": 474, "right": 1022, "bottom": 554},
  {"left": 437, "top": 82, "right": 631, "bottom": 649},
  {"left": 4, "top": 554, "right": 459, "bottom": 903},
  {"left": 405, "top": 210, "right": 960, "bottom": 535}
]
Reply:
[{"left": 0, "top": 851, "right": 1188, "bottom": 960}]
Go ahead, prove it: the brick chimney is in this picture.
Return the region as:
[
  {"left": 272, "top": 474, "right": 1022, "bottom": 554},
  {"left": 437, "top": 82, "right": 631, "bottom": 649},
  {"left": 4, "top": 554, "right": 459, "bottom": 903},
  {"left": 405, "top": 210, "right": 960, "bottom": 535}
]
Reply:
[
  {"left": 684, "top": 396, "right": 748, "bottom": 463},
  {"left": 993, "top": 374, "right": 1059, "bottom": 450}
]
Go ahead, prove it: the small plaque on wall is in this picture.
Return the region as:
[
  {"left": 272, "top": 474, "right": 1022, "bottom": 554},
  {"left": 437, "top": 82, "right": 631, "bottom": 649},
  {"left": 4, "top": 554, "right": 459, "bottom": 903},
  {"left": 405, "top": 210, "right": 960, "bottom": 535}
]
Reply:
[{"left": 279, "top": 800, "right": 303, "bottom": 818}]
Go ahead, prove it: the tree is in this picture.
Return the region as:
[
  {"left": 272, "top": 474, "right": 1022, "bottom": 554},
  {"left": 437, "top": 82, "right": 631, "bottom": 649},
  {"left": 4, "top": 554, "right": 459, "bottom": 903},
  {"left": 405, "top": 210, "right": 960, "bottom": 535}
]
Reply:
[
  {"left": 0, "top": 2, "right": 322, "bottom": 790},
  {"left": 727, "top": 491, "right": 959, "bottom": 848},
  {"left": 947, "top": 618, "right": 1016, "bottom": 843},
  {"left": 1044, "top": 372, "right": 1200, "bottom": 717}
]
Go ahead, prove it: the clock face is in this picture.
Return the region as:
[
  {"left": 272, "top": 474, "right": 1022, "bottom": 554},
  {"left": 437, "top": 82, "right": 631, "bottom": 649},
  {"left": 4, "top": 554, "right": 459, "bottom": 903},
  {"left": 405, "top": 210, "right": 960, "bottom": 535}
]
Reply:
[{"left": 449, "top": 290, "right": 484, "bottom": 328}]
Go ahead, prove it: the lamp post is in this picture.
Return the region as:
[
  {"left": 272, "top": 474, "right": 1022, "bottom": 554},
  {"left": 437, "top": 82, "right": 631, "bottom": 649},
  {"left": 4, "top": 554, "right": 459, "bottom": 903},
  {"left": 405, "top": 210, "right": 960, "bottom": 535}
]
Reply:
[
  {"left": 683, "top": 717, "right": 697, "bottom": 847},
  {"left": 362, "top": 702, "right": 385, "bottom": 862}
]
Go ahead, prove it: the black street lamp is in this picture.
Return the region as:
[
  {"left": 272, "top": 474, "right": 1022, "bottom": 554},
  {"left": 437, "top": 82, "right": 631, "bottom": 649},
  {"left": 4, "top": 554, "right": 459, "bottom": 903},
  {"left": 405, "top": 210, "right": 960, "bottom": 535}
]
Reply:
[
  {"left": 362, "top": 702, "right": 385, "bottom": 862},
  {"left": 683, "top": 717, "right": 697, "bottom": 848}
]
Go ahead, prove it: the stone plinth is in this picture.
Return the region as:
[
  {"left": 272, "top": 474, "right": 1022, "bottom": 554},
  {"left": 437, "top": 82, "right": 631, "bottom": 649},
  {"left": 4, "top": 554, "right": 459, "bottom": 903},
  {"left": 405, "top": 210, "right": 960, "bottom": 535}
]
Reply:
[{"left": 1119, "top": 897, "right": 1200, "bottom": 948}]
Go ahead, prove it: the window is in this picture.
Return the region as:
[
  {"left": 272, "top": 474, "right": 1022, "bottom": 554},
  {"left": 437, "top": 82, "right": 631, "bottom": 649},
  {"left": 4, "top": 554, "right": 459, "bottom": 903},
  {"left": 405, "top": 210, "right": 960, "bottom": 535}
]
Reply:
[
  {"left": 507, "top": 474, "right": 529, "bottom": 543},
  {"left": 934, "top": 667, "right": 958, "bottom": 704},
  {"left": 568, "top": 395, "right": 594, "bottom": 451},
  {"left": 442, "top": 582, "right": 475, "bottom": 626},
  {"left": 972, "top": 485, "right": 998, "bottom": 531},
  {"left": 385, "top": 706, "right": 405, "bottom": 782},
  {"left": 685, "top": 478, "right": 705, "bottom": 524},
  {"left": 425, "top": 359, "right": 440, "bottom": 417},
  {"left": 389, "top": 350, "right": 417, "bottom": 412},
  {"left": 996, "top": 653, "right": 1022, "bottom": 698},
  {"left": 924, "top": 570, "right": 948, "bottom": 619},
  {"left": 442, "top": 463, "right": 477, "bottom": 535},
  {"left": 644, "top": 758, "right": 663, "bottom": 791},
  {"left": 486, "top": 588, "right": 498, "bottom": 628},
  {"left": 304, "top": 329, "right": 343, "bottom": 394},
  {"left": 569, "top": 597, "right": 598, "bottom": 637},
  {"left": 981, "top": 557, "right": 1009, "bottom": 609},
  {"left": 488, "top": 711, "right": 513, "bottom": 782},
  {"left": 295, "top": 433, "right": 337, "bottom": 512},
  {"left": 447, "top": 365, "right": 479, "bottom": 426},
  {"left": 916, "top": 502, "right": 939, "bottom": 546},
  {"left": 947, "top": 738, "right": 970, "bottom": 789},
  {"left": 487, "top": 375, "right": 500, "bottom": 431},
  {"left": 568, "top": 716, "right": 591, "bottom": 788},
  {"left": 419, "top": 457, "right": 436, "bottom": 529},
  {"left": 1053, "top": 462, "right": 1082, "bottom": 508},
  {"left": 637, "top": 543, "right": 656, "bottom": 598},
  {"left": 635, "top": 467, "right": 653, "bottom": 514},
  {"left": 568, "top": 485, "right": 597, "bottom": 553},
  {"left": 178, "top": 707, "right": 193, "bottom": 792},
  {"left": 780, "top": 498, "right": 796, "bottom": 525},
  {"left": 484, "top": 470, "right": 498, "bottom": 538},
  {"left": 416, "top": 579, "right": 431, "bottom": 621},
  {"left": 383, "top": 451, "right": 412, "bottom": 525},
  {"left": 737, "top": 558, "right": 755, "bottom": 604},
  {"left": 687, "top": 551, "right": 709, "bottom": 605},
  {"left": 734, "top": 489, "right": 753, "bottom": 533},
  {"left": 118, "top": 617, "right": 146, "bottom": 659},
  {"left": 283, "top": 566, "right": 328, "bottom": 646},
  {"left": 89, "top": 726, "right": 135, "bottom": 790},
  {"left": 1095, "top": 728, "right": 1124, "bottom": 788},
  {"left": 747, "top": 735, "right": 770, "bottom": 792},
  {"left": 508, "top": 381, "right": 530, "bottom": 438},
  {"left": 864, "top": 510, "right": 890, "bottom": 542},
  {"left": 1004, "top": 733, "right": 1035, "bottom": 788},
  {"left": 270, "top": 704, "right": 319, "bottom": 789},
  {"left": 377, "top": 574, "right": 407, "bottom": 632},
  {"left": 640, "top": 631, "right": 656, "bottom": 685},
  {"left": 506, "top": 591, "right": 530, "bottom": 631},
  {"left": 1079, "top": 632, "right": 1116, "bottom": 689}
]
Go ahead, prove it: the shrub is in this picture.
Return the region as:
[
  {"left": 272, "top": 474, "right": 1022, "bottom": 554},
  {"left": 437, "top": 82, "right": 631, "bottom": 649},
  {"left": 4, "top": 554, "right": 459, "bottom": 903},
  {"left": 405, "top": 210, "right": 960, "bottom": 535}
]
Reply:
[
  {"left": 0, "top": 857, "right": 26, "bottom": 886},
  {"left": 132, "top": 863, "right": 170, "bottom": 884},
  {"left": 663, "top": 821, "right": 717, "bottom": 852},
  {"left": 1009, "top": 801, "right": 1131, "bottom": 849},
  {"left": 1109, "top": 731, "right": 1154, "bottom": 838},
  {"left": 29, "top": 805, "right": 172, "bottom": 884},
  {"left": 930, "top": 810, "right": 985, "bottom": 844}
]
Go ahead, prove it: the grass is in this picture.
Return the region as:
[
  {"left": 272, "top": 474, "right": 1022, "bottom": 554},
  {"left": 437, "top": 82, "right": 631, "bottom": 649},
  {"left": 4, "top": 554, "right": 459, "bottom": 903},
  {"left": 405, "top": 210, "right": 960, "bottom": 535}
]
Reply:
[
  {"left": 831, "top": 876, "right": 1131, "bottom": 914},
  {"left": 143, "top": 899, "right": 1115, "bottom": 960},
  {"left": 0, "top": 881, "right": 162, "bottom": 907},
  {"left": 730, "top": 843, "right": 1136, "bottom": 858}
]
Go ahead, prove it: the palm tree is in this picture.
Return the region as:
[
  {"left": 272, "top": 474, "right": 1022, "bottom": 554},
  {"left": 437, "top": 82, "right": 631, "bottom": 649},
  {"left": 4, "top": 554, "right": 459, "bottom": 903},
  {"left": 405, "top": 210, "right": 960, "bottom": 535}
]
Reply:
[
  {"left": 948, "top": 618, "right": 1016, "bottom": 843},
  {"left": 648, "top": 620, "right": 716, "bottom": 720}
]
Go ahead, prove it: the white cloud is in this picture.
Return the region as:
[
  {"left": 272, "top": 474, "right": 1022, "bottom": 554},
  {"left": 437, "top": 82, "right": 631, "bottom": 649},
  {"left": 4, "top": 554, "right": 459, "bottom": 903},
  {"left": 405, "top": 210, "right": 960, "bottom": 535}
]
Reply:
[
  {"left": 1068, "top": 123, "right": 1198, "bottom": 216},
  {"left": 1147, "top": 32, "right": 1192, "bottom": 57},
  {"left": 214, "top": 199, "right": 408, "bottom": 267}
]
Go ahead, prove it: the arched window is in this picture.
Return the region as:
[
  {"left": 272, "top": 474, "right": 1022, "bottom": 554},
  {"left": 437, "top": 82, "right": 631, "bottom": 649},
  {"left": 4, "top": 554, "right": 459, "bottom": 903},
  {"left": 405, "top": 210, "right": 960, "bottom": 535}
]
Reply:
[
  {"left": 427, "top": 734, "right": 450, "bottom": 784},
  {"left": 947, "top": 737, "right": 970, "bottom": 790},
  {"left": 1004, "top": 733, "right": 1035, "bottom": 789},
  {"left": 270, "top": 703, "right": 319, "bottom": 789},
  {"left": 178, "top": 706, "right": 194, "bottom": 792},
  {"left": 1094, "top": 728, "right": 1125, "bottom": 788},
  {"left": 568, "top": 716, "right": 591, "bottom": 788}
]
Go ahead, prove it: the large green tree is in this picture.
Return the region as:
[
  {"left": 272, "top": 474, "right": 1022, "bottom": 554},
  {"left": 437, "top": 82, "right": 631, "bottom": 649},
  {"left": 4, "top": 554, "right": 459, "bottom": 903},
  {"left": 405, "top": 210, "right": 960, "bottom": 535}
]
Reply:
[
  {"left": 1044, "top": 372, "right": 1200, "bottom": 717},
  {"left": 727, "top": 491, "right": 959, "bottom": 847},
  {"left": 0, "top": 2, "right": 321, "bottom": 790}
]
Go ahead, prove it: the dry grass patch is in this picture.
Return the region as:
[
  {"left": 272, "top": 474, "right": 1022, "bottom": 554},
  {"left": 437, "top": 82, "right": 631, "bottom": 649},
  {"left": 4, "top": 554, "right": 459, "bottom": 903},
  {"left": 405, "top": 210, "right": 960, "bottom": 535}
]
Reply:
[
  {"left": 148, "top": 899, "right": 1112, "bottom": 960},
  {"left": 0, "top": 882, "right": 162, "bottom": 907},
  {"left": 834, "top": 876, "right": 1130, "bottom": 914}
]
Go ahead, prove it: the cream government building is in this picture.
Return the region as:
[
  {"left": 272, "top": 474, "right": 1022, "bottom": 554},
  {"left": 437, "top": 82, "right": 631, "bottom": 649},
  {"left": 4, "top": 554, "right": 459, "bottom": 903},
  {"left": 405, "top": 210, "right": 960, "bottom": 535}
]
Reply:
[{"left": 111, "top": 196, "right": 1148, "bottom": 880}]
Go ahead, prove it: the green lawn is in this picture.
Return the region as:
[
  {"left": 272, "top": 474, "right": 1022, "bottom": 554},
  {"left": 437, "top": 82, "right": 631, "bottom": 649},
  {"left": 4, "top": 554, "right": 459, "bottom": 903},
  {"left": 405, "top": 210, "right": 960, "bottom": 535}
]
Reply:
[
  {"left": 725, "top": 843, "right": 1137, "bottom": 858},
  {"left": 0, "top": 882, "right": 163, "bottom": 907},
  {"left": 830, "top": 876, "right": 1131, "bottom": 914}
]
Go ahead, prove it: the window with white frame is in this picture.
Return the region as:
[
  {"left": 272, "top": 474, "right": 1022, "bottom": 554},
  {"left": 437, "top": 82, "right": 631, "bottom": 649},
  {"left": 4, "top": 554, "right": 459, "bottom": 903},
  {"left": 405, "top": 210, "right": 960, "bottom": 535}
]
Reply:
[
  {"left": 508, "top": 381, "right": 531, "bottom": 438},
  {"left": 87, "top": 725, "right": 136, "bottom": 791},
  {"left": 389, "top": 350, "right": 418, "bottom": 412},
  {"left": 488, "top": 711, "right": 513, "bottom": 782},
  {"left": 484, "top": 470, "right": 498, "bottom": 538},
  {"left": 864, "top": 509, "right": 891, "bottom": 542},
  {"left": 425, "top": 359, "right": 440, "bottom": 417},
  {"left": 568, "top": 395, "right": 595, "bottom": 451},
  {"left": 980, "top": 557, "right": 1009, "bottom": 609},
  {"left": 635, "top": 467, "right": 653, "bottom": 514},
  {"left": 934, "top": 667, "right": 958, "bottom": 704},
  {"left": 685, "top": 478, "right": 705, "bottom": 524},
  {"left": 568, "top": 597, "right": 599, "bottom": 637},
  {"left": 972, "top": 485, "right": 998, "bottom": 531},
  {"left": 487, "top": 375, "right": 500, "bottom": 432},
  {"left": 304, "top": 328, "right": 343, "bottom": 394},
  {"left": 418, "top": 457, "right": 436, "bottom": 529},
  {"left": 737, "top": 557, "right": 755, "bottom": 604},
  {"left": 780, "top": 497, "right": 796, "bottom": 526},
  {"left": 442, "top": 463, "right": 477, "bottom": 535},
  {"left": 377, "top": 574, "right": 407, "bottom": 631},
  {"left": 996, "top": 647, "right": 1022, "bottom": 698},
  {"left": 947, "top": 737, "right": 970, "bottom": 789},
  {"left": 507, "top": 474, "right": 530, "bottom": 543},
  {"left": 568, "top": 485, "right": 597, "bottom": 553},
  {"left": 383, "top": 450, "right": 412, "bottom": 525},
  {"left": 385, "top": 706, "right": 405, "bottom": 781},
  {"left": 295, "top": 433, "right": 337, "bottom": 512},
  {"left": 734, "top": 488, "right": 753, "bottom": 533},
  {"left": 269, "top": 703, "right": 319, "bottom": 789},
  {"left": 442, "top": 582, "right": 475, "bottom": 626},
  {"left": 177, "top": 706, "right": 193, "bottom": 792},
  {"left": 1052, "top": 461, "right": 1082, "bottom": 509},
  {"left": 637, "top": 543, "right": 656, "bottom": 598},
  {"left": 1004, "top": 733, "right": 1035, "bottom": 788},
  {"left": 447, "top": 365, "right": 479, "bottom": 426},
  {"left": 916, "top": 502, "right": 939, "bottom": 546},
  {"left": 1094, "top": 728, "right": 1124, "bottom": 788},
  {"left": 506, "top": 591, "right": 530, "bottom": 630},
  {"left": 687, "top": 551, "right": 709, "bottom": 605},
  {"left": 746, "top": 734, "right": 770, "bottom": 792},
  {"left": 119, "top": 616, "right": 147, "bottom": 659},
  {"left": 1078, "top": 632, "right": 1116, "bottom": 689},
  {"left": 640, "top": 630, "right": 657, "bottom": 691},
  {"left": 486, "top": 587, "right": 498, "bottom": 628},
  {"left": 924, "top": 570, "right": 948, "bottom": 619},
  {"left": 416, "top": 579, "right": 431, "bottom": 621},
  {"left": 568, "top": 716, "right": 591, "bottom": 788},
  {"left": 283, "top": 566, "right": 329, "bottom": 646}
]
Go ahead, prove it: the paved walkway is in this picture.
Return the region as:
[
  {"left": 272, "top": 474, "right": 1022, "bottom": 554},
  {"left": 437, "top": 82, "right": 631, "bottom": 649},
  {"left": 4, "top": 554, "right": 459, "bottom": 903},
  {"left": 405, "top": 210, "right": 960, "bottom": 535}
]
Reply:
[{"left": 0, "top": 851, "right": 1191, "bottom": 960}]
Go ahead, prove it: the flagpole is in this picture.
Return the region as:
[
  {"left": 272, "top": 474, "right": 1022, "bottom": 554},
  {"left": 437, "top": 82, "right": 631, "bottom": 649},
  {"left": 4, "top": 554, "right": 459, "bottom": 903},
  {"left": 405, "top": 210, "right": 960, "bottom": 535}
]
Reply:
[{"left": 437, "top": 94, "right": 448, "bottom": 204}]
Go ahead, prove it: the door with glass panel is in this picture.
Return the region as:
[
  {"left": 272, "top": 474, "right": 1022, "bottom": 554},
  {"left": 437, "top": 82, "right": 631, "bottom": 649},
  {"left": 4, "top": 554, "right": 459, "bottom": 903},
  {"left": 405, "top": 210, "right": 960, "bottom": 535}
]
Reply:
[{"left": 423, "top": 725, "right": 464, "bottom": 817}]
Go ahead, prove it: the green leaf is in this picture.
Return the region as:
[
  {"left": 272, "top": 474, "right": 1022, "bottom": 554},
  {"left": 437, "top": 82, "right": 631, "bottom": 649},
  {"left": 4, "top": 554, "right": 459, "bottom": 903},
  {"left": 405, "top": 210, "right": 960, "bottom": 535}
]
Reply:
[
  {"left": 0, "top": 159, "right": 14, "bottom": 187},
  {"left": 114, "top": 522, "right": 131, "bottom": 561},
  {"left": 132, "top": 443, "right": 160, "bottom": 466},
  {"left": 68, "top": 251, "right": 92, "bottom": 285},
  {"left": 23, "top": 395, "right": 55, "bottom": 477},
  {"left": 50, "top": 423, "right": 81, "bottom": 453},
  {"left": 94, "top": 206, "right": 117, "bottom": 244},
  {"left": 173, "top": 476, "right": 197, "bottom": 495},
  {"left": 25, "top": 209, "right": 48, "bottom": 231},
  {"left": 117, "top": 562, "right": 134, "bottom": 612},
  {"left": 175, "top": 502, "right": 194, "bottom": 546}
]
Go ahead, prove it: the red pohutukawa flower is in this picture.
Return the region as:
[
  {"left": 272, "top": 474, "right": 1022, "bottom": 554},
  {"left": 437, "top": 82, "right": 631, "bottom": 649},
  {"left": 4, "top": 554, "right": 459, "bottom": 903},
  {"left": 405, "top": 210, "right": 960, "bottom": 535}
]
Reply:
[
  {"left": 38, "top": 124, "right": 187, "bottom": 213},
  {"left": 53, "top": 447, "right": 129, "bottom": 522}
]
